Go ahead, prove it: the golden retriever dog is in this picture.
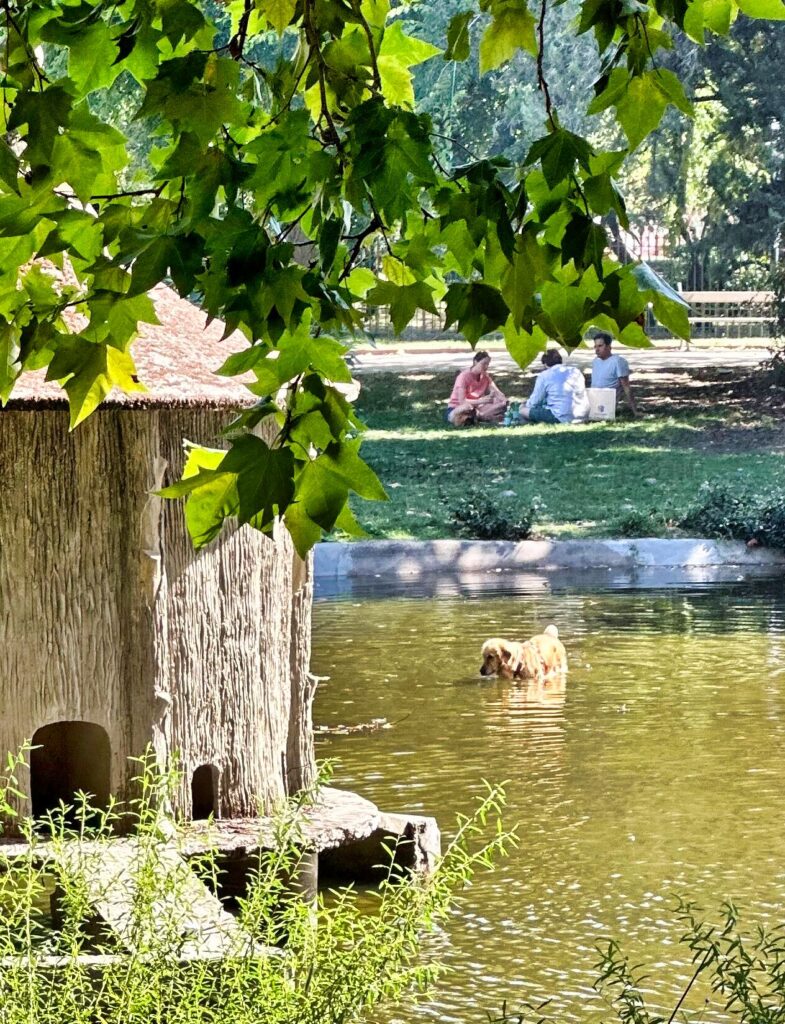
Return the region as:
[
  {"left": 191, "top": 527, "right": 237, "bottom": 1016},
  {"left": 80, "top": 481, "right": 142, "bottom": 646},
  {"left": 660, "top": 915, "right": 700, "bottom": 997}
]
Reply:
[{"left": 480, "top": 625, "right": 567, "bottom": 682}]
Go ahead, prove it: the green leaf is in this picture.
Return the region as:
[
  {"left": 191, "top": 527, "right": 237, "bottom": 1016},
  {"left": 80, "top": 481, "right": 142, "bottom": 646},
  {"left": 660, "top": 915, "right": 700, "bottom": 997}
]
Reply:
[
  {"left": 217, "top": 345, "right": 267, "bottom": 377},
  {"left": 284, "top": 499, "right": 324, "bottom": 558},
  {"left": 652, "top": 69, "right": 694, "bottom": 116},
  {"left": 293, "top": 458, "right": 349, "bottom": 530},
  {"left": 322, "top": 439, "right": 388, "bottom": 501},
  {"left": 500, "top": 230, "right": 554, "bottom": 326},
  {"left": 258, "top": 0, "right": 298, "bottom": 34},
  {"left": 737, "top": 0, "right": 785, "bottom": 16},
  {"left": 7, "top": 87, "right": 73, "bottom": 167},
  {"left": 650, "top": 291, "right": 691, "bottom": 341},
  {"left": 333, "top": 501, "right": 368, "bottom": 538},
  {"left": 220, "top": 435, "right": 295, "bottom": 528},
  {"left": 48, "top": 339, "right": 146, "bottom": 428},
  {"left": 444, "top": 282, "right": 509, "bottom": 343},
  {"left": 0, "top": 140, "right": 20, "bottom": 195},
  {"left": 445, "top": 11, "right": 473, "bottom": 61},
  {"left": 537, "top": 281, "right": 592, "bottom": 345},
  {"left": 160, "top": 445, "right": 240, "bottom": 549},
  {"left": 503, "top": 319, "right": 548, "bottom": 370},
  {"left": 68, "top": 19, "right": 121, "bottom": 96},
  {"left": 615, "top": 73, "right": 669, "bottom": 150},
  {"left": 740, "top": 0, "right": 781, "bottom": 14},
  {"left": 526, "top": 130, "right": 595, "bottom": 189},
  {"left": 479, "top": 2, "right": 537, "bottom": 73},
  {"left": 366, "top": 280, "right": 438, "bottom": 334},
  {"left": 129, "top": 235, "right": 204, "bottom": 296},
  {"left": 0, "top": 321, "right": 21, "bottom": 403},
  {"left": 86, "top": 292, "right": 161, "bottom": 347}
]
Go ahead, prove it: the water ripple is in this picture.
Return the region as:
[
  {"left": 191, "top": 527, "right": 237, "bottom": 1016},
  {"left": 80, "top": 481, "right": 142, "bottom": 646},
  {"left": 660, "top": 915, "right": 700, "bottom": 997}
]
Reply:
[{"left": 313, "top": 579, "right": 785, "bottom": 1023}]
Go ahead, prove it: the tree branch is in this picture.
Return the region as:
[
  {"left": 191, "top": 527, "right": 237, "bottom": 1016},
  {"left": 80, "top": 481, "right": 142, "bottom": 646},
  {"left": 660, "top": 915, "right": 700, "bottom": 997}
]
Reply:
[
  {"left": 536, "top": 0, "right": 556, "bottom": 130},
  {"left": 228, "top": 0, "right": 252, "bottom": 60}
]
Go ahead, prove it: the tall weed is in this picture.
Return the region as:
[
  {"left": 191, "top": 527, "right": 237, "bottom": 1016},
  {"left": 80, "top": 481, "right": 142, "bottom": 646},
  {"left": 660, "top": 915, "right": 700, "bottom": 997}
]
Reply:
[
  {"left": 492, "top": 898, "right": 785, "bottom": 1024},
  {"left": 0, "top": 753, "right": 515, "bottom": 1024}
]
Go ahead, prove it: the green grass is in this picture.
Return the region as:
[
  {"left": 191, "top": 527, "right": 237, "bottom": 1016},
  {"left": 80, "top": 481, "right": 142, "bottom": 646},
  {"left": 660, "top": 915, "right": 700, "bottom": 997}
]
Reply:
[{"left": 347, "top": 370, "right": 785, "bottom": 540}]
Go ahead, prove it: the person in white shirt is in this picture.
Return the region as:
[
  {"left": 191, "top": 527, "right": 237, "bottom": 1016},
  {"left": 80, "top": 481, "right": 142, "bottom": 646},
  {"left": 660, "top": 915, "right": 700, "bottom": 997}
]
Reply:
[
  {"left": 520, "top": 349, "right": 590, "bottom": 424},
  {"left": 591, "top": 331, "right": 638, "bottom": 416}
]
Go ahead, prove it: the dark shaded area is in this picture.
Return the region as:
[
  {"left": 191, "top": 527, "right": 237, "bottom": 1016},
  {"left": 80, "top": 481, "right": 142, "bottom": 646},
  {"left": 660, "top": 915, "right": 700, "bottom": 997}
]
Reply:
[
  {"left": 191, "top": 764, "right": 218, "bottom": 821},
  {"left": 30, "top": 722, "right": 111, "bottom": 819}
]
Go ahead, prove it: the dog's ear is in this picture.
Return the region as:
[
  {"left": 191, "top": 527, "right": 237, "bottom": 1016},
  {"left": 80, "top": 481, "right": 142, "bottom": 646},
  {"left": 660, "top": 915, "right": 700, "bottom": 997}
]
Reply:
[{"left": 499, "top": 645, "right": 514, "bottom": 664}]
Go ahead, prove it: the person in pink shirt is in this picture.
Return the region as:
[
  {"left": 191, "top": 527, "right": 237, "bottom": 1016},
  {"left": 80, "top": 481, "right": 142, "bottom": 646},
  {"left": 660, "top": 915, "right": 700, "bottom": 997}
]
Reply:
[{"left": 446, "top": 351, "right": 508, "bottom": 426}]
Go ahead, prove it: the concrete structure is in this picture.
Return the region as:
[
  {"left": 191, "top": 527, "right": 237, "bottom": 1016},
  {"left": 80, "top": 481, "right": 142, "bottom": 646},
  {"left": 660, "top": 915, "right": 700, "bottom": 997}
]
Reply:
[
  {"left": 315, "top": 537, "right": 785, "bottom": 583},
  {"left": 0, "top": 285, "right": 316, "bottom": 829}
]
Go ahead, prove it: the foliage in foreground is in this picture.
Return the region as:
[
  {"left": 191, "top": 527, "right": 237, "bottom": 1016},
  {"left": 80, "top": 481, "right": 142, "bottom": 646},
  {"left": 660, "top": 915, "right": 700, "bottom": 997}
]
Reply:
[
  {"left": 3, "top": 0, "right": 782, "bottom": 556},
  {"left": 492, "top": 898, "right": 785, "bottom": 1024},
  {"left": 0, "top": 751, "right": 514, "bottom": 1024}
]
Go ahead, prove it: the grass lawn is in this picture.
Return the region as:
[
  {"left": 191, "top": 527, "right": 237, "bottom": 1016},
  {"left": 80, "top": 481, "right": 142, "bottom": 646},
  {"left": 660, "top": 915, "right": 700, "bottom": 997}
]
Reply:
[{"left": 346, "top": 364, "right": 785, "bottom": 540}]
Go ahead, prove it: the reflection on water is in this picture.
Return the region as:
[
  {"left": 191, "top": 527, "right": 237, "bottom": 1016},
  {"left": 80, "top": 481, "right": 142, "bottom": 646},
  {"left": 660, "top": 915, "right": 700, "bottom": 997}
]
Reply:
[{"left": 312, "top": 578, "right": 785, "bottom": 1023}]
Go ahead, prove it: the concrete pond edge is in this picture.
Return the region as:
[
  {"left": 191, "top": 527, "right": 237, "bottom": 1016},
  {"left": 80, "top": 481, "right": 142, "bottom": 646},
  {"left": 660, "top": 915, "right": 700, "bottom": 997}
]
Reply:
[{"left": 314, "top": 537, "right": 785, "bottom": 582}]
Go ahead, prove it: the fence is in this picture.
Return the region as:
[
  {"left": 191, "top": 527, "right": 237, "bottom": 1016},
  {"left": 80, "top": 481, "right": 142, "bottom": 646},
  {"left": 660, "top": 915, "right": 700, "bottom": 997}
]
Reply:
[{"left": 364, "top": 291, "right": 777, "bottom": 344}]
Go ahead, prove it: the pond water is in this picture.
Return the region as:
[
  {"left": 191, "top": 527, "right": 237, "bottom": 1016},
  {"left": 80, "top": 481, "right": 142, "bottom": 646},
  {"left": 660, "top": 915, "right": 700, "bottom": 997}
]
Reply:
[{"left": 312, "top": 573, "right": 785, "bottom": 1024}]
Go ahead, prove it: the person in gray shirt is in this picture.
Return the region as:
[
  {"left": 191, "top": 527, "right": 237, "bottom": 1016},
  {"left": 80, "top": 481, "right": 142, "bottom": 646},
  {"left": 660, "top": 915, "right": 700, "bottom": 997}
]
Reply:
[{"left": 590, "top": 331, "right": 638, "bottom": 416}]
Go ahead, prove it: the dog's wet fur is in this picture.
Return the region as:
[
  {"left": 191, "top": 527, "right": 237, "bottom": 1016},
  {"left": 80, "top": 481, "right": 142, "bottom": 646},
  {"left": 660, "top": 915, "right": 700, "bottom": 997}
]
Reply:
[{"left": 480, "top": 625, "right": 567, "bottom": 682}]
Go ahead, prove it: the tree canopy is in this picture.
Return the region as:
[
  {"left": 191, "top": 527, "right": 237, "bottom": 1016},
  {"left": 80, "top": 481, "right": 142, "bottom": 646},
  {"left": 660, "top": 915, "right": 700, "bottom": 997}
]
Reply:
[{"left": 1, "top": 0, "right": 783, "bottom": 554}]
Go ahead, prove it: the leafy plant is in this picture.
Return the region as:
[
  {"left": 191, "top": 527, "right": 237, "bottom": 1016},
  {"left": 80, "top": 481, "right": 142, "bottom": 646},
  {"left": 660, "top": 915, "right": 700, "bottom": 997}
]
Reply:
[
  {"left": 610, "top": 506, "right": 670, "bottom": 538},
  {"left": 3, "top": 0, "right": 775, "bottom": 554},
  {"left": 680, "top": 482, "right": 785, "bottom": 552},
  {"left": 448, "top": 490, "right": 533, "bottom": 541},
  {"left": 680, "top": 483, "right": 759, "bottom": 542},
  {"left": 493, "top": 898, "right": 785, "bottom": 1024},
  {"left": 0, "top": 751, "right": 515, "bottom": 1023}
]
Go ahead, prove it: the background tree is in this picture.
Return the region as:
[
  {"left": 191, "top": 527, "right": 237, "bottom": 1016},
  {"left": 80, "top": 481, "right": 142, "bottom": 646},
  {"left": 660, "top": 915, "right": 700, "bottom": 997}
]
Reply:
[{"left": 1, "top": 0, "right": 782, "bottom": 555}]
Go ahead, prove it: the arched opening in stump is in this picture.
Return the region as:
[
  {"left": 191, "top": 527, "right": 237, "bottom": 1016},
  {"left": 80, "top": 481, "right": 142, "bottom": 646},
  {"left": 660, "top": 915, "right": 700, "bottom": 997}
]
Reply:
[
  {"left": 30, "top": 722, "right": 111, "bottom": 820},
  {"left": 191, "top": 764, "right": 219, "bottom": 820}
]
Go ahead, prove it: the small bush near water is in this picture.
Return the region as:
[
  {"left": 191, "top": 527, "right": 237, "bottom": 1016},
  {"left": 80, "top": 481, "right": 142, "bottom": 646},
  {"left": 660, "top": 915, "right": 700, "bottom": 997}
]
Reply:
[
  {"left": 680, "top": 483, "right": 785, "bottom": 550},
  {"left": 609, "top": 506, "right": 672, "bottom": 538},
  {"left": 0, "top": 749, "right": 514, "bottom": 1024},
  {"left": 448, "top": 490, "right": 534, "bottom": 541}
]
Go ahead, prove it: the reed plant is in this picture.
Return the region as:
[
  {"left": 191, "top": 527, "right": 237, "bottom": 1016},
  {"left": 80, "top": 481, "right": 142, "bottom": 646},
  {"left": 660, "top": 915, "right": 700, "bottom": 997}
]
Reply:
[
  {"left": 0, "top": 750, "right": 515, "bottom": 1024},
  {"left": 491, "top": 897, "right": 785, "bottom": 1024}
]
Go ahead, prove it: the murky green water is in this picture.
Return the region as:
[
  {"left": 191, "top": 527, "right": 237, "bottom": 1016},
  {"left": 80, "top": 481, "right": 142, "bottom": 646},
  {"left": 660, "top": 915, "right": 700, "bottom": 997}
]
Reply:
[{"left": 312, "top": 574, "right": 785, "bottom": 1024}]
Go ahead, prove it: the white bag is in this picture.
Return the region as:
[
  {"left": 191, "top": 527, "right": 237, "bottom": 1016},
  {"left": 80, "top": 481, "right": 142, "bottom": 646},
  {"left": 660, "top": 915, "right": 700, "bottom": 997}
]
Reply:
[{"left": 587, "top": 387, "right": 617, "bottom": 421}]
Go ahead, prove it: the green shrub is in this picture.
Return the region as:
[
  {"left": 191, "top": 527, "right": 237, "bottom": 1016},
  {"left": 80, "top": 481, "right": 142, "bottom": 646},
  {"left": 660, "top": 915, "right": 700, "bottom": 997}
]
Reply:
[
  {"left": 0, "top": 751, "right": 514, "bottom": 1024},
  {"left": 492, "top": 898, "right": 785, "bottom": 1024},
  {"left": 609, "top": 506, "right": 670, "bottom": 538},
  {"left": 680, "top": 483, "right": 757, "bottom": 541},
  {"left": 448, "top": 491, "right": 534, "bottom": 541},
  {"left": 680, "top": 482, "right": 785, "bottom": 551}
]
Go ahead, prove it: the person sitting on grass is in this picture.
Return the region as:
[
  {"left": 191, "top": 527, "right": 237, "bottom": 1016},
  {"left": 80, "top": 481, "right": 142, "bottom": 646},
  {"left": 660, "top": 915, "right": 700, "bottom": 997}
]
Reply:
[
  {"left": 519, "top": 348, "right": 590, "bottom": 424},
  {"left": 591, "top": 330, "right": 638, "bottom": 416},
  {"left": 446, "top": 350, "right": 508, "bottom": 427}
]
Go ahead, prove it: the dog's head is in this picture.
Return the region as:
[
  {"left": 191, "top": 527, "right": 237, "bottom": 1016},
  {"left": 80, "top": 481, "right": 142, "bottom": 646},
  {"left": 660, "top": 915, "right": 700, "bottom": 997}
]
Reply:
[
  {"left": 480, "top": 639, "right": 520, "bottom": 678},
  {"left": 480, "top": 639, "right": 503, "bottom": 677},
  {"left": 481, "top": 638, "right": 543, "bottom": 680}
]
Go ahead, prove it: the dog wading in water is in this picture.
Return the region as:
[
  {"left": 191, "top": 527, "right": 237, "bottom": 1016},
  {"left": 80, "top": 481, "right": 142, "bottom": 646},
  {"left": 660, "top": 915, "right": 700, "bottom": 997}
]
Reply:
[{"left": 480, "top": 625, "right": 568, "bottom": 682}]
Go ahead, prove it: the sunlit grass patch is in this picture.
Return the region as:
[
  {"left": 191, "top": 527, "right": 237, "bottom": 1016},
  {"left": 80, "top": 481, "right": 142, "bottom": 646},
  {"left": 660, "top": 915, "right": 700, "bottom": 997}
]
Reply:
[{"left": 348, "top": 371, "right": 785, "bottom": 541}]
